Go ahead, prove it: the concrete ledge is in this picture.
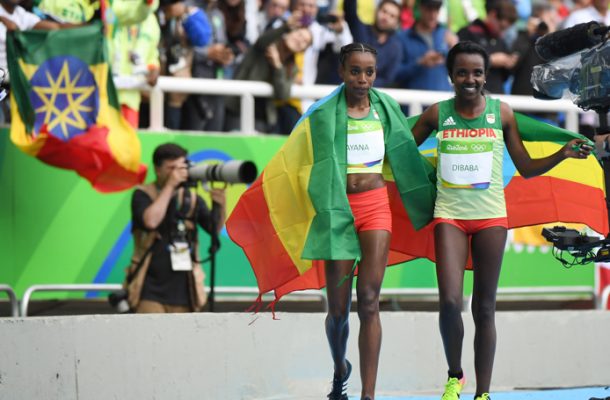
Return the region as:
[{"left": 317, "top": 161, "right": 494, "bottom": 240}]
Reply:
[{"left": 0, "top": 311, "right": 608, "bottom": 399}]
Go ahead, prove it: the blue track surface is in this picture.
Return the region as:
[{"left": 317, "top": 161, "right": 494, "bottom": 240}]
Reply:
[{"left": 356, "top": 386, "right": 610, "bottom": 400}]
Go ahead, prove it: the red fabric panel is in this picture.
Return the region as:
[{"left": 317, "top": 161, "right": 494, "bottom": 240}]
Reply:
[{"left": 226, "top": 174, "right": 301, "bottom": 294}]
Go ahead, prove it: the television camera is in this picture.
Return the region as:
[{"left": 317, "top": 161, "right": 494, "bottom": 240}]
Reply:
[
  {"left": 542, "top": 226, "right": 610, "bottom": 267},
  {"left": 532, "top": 21, "right": 610, "bottom": 112},
  {"left": 533, "top": 23, "right": 610, "bottom": 264}
]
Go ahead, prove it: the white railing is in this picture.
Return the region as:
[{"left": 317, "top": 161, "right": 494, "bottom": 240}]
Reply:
[
  {"left": 0, "top": 284, "right": 19, "bottom": 317},
  {"left": 16, "top": 282, "right": 610, "bottom": 316},
  {"left": 135, "top": 77, "right": 581, "bottom": 134},
  {"left": 20, "top": 284, "right": 123, "bottom": 317}
]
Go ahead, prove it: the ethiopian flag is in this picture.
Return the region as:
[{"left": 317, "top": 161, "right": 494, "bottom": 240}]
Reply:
[
  {"left": 227, "top": 89, "right": 607, "bottom": 304},
  {"left": 226, "top": 85, "right": 438, "bottom": 303},
  {"left": 7, "top": 23, "right": 146, "bottom": 192}
]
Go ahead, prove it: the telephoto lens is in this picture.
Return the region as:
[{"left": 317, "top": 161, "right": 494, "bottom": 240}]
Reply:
[{"left": 187, "top": 160, "right": 257, "bottom": 184}]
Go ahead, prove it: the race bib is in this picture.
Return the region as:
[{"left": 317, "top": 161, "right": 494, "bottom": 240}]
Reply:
[
  {"left": 439, "top": 140, "right": 493, "bottom": 189},
  {"left": 170, "top": 241, "right": 192, "bottom": 271},
  {"left": 347, "top": 129, "right": 384, "bottom": 166}
]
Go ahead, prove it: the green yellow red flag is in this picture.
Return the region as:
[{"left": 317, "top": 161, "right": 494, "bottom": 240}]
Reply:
[
  {"left": 227, "top": 88, "right": 607, "bottom": 305},
  {"left": 7, "top": 23, "right": 146, "bottom": 192}
]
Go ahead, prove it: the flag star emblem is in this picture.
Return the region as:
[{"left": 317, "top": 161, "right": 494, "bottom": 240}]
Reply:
[{"left": 30, "top": 56, "right": 99, "bottom": 140}]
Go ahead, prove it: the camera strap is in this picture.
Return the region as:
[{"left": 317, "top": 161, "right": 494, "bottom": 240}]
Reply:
[{"left": 126, "top": 241, "right": 156, "bottom": 284}]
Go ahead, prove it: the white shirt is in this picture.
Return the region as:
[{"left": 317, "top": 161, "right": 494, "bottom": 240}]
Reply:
[
  {"left": 0, "top": 4, "right": 41, "bottom": 72},
  {"left": 562, "top": 5, "right": 610, "bottom": 28},
  {"left": 301, "top": 20, "right": 352, "bottom": 111}
]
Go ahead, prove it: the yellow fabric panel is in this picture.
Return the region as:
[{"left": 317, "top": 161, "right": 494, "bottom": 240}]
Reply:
[
  {"left": 262, "top": 118, "right": 315, "bottom": 274},
  {"left": 336, "top": 0, "right": 376, "bottom": 25},
  {"left": 521, "top": 142, "right": 605, "bottom": 190},
  {"left": 91, "top": 63, "right": 142, "bottom": 173},
  {"left": 9, "top": 94, "right": 47, "bottom": 156}
]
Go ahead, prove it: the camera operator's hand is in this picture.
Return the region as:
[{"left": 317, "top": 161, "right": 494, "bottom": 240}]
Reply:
[
  {"left": 209, "top": 188, "right": 226, "bottom": 207},
  {"left": 208, "top": 187, "right": 227, "bottom": 231},
  {"left": 165, "top": 159, "right": 189, "bottom": 189},
  {"left": 563, "top": 139, "right": 593, "bottom": 159}
]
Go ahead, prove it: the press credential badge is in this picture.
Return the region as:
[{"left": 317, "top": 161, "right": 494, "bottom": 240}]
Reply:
[{"left": 170, "top": 241, "right": 192, "bottom": 271}]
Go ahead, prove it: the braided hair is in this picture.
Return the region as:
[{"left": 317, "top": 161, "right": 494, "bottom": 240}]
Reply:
[{"left": 339, "top": 43, "right": 377, "bottom": 67}]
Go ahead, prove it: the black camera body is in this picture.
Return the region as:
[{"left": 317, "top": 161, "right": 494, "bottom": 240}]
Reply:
[
  {"left": 541, "top": 226, "right": 601, "bottom": 251},
  {"left": 542, "top": 226, "right": 610, "bottom": 263}
]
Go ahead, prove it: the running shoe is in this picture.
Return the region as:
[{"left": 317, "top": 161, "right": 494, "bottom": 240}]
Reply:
[
  {"left": 441, "top": 376, "right": 466, "bottom": 400},
  {"left": 327, "top": 359, "right": 352, "bottom": 400},
  {"left": 474, "top": 394, "right": 490, "bottom": 400}
]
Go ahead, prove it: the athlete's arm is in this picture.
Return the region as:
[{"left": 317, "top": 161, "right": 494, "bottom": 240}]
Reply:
[
  {"left": 502, "top": 102, "right": 591, "bottom": 178},
  {"left": 411, "top": 103, "right": 439, "bottom": 146}
]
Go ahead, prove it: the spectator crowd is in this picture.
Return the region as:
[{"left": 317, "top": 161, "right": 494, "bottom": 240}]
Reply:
[{"left": 0, "top": 0, "right": 607, "bottom": 133}]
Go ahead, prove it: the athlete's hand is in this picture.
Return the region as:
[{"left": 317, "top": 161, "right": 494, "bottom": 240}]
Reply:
[{"left": 564, "top": 139, "right": 593, "bottom": 159}]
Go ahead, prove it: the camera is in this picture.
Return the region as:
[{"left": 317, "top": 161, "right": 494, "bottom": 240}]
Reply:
[
  {"left": 186, "top": 160, "right": 257, "bottom": 186},
  {"left": 542, "top": 226, "right": 610, "bottom": 265},
  {"left": 108, "top": 289, "right": 131, "bottom": 314}
]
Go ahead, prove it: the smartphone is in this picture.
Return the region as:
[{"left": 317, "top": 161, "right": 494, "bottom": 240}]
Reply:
[{"left": 316, "top": 14, "right": 339, "bottom": 24}]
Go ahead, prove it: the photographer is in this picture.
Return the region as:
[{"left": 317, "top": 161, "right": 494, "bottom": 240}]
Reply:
[{"left": 126, "top": 143, "right": 226, "bottom": 313}]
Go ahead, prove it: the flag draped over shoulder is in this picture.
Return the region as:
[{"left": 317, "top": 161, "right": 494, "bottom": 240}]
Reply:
[
  {"left": 227, "top": 91, "right": 608, "bottom": 303},
  {"left": 7, "top": 23, "right": 147, "bottom": 192},
  {"left": 226, "top": 85, "right": 437, "bottom": 303}
]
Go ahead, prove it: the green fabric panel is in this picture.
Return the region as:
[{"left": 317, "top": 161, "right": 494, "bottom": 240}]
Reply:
[
  {"left": 9, "top": 22, "right": 105, "bottom": 66},
  {"left": 301, "top": 86, "right": 437, "bottom": 261},
  {"left": 6, "top": 32, "right": 35, "bottom": 132},
  {"left": 372, "top": 89, "right": 436, "bottom": 229},
  {"left": 303, "top": 86, "right": 360, "bottom": 260}
]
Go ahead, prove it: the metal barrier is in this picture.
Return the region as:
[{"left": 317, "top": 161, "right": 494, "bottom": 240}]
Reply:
[
  {"left": 19, "top": 284, "right": 328, "bottom": 316},
  {"left": 0, "top": 284, "right": 19, "bottom": 317},
  {"left": 131, "top": 77, "right": 582, "bottom": 134},
  {"left": 466, "top": 286, "right": 597, "bottom": 311},
  {"left": 20, "top": 284, "right": 123, "bottom": 317},
  {"left": 19, "top": 283, "right": 607, "bottom": 316}
]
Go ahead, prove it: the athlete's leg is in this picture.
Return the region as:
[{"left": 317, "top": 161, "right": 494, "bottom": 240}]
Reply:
[
  {"left": 356, "top": 229, "right": 391, "bottom": 399},
  {"left": 435, "top": 223, "right": 469, "bottom": 377},
  {"left": 325, "top": 259, "right": 356, "bottom": 379},
  {"left": 470, "top": 226, "right": 507, "bottom": 396}
]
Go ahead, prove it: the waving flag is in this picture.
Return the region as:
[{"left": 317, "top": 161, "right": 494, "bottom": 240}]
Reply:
[
  {"left": 7, "top": 23, "right": 146, "bottom": 192},
  {"left": 227, "top": 94, "right": 607, "bottom": 305}
]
